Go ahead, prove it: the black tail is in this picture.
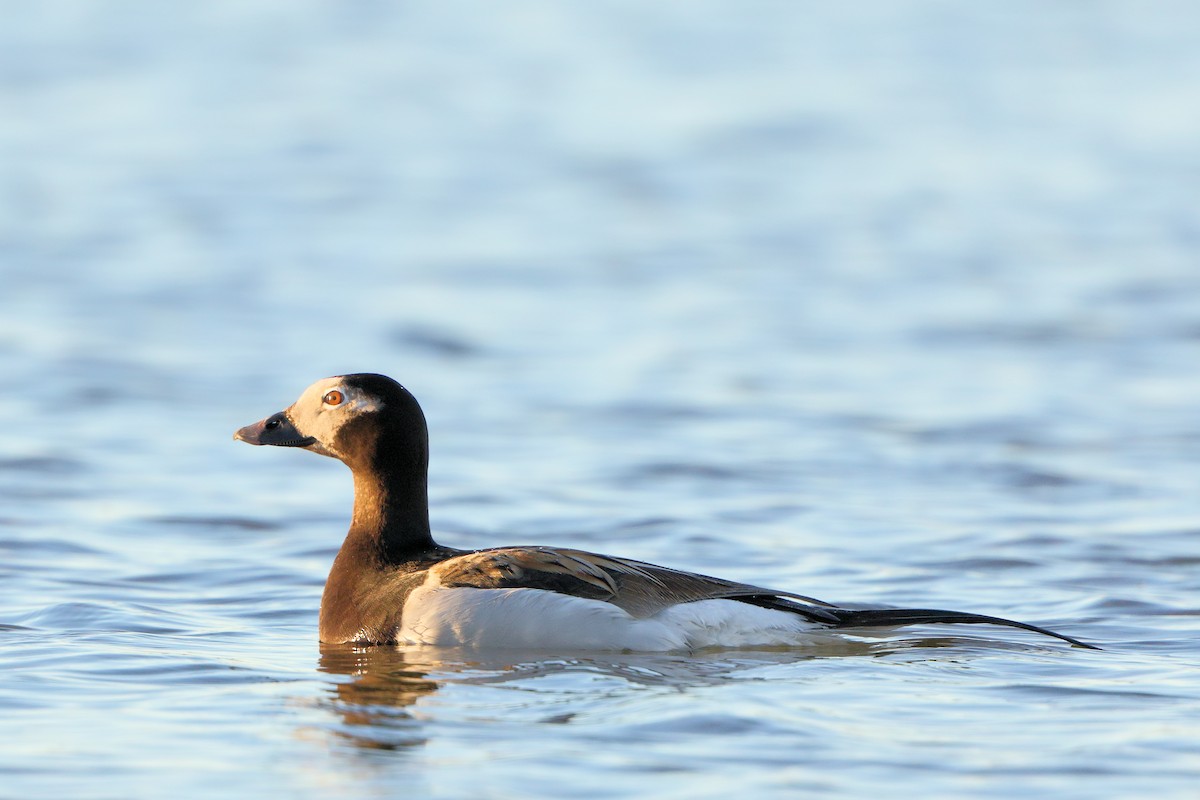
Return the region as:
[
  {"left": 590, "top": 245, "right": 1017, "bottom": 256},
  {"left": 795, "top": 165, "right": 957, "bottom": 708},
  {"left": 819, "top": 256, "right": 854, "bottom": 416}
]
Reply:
[
  {"left": 737, "top": 596, "right": 1099, "bottom": 650},
  {"left": 826, "top": 607, "right": 1100, "bottom": 649}
]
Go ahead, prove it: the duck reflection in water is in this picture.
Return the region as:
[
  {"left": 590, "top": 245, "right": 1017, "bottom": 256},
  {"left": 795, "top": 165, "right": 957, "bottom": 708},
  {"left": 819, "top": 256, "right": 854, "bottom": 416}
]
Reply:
[
  {"left": 316, "top": 644, "right": 442, "bottom": 751},
  {"left": 313, "top": 634, "right": 1024, "bottom": 753},
  {"left": 314, "top": 643, "right": 838, "bottom": 751}
]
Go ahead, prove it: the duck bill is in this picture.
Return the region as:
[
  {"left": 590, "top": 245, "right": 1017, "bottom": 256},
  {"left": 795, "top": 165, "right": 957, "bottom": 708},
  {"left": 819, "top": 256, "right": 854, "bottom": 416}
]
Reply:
[{"left": 234, "top": 412, "right": 317, "bottom": 448}]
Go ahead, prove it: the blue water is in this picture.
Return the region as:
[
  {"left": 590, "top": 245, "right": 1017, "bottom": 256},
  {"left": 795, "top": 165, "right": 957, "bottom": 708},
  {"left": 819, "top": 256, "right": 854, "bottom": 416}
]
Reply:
[{"left": 2, "top": 2, "right": 1200, "bottom": 797}]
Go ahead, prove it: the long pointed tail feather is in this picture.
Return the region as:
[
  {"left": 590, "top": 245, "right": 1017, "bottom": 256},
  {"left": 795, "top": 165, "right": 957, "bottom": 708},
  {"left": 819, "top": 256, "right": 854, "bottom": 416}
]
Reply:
[
  {"left": 735, "top": 595, "right": 1099, "bottom": 649},
  {"left": 826, "top": 607, "right": 1100, "bottom": 650}
]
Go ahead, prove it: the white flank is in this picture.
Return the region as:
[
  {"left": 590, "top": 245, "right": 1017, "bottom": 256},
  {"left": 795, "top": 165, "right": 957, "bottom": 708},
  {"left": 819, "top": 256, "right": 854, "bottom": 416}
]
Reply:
[{"left": 399, "top": 577, "right": 829, "bottom": 651}]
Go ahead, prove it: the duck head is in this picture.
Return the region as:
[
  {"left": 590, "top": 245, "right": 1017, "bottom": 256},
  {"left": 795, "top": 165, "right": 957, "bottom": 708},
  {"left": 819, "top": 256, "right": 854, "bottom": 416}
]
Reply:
[{"left": 234, "top": 373, "right": 428, "bottom": 472}]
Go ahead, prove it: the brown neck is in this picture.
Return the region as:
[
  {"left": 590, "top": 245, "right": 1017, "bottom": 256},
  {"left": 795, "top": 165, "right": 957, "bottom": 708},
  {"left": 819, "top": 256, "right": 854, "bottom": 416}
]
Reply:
[
  {"left": 346, "top": 467, "right": 436, "bottom": 560},
  {"left": 318, "top": 451, "right": 436, "bottom": 642}
]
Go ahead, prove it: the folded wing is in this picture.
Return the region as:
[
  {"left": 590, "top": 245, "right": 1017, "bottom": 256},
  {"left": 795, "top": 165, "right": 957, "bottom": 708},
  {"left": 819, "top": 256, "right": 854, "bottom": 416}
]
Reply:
[{"left": 430, "top": 545, "right": 842, "bottom": 622}]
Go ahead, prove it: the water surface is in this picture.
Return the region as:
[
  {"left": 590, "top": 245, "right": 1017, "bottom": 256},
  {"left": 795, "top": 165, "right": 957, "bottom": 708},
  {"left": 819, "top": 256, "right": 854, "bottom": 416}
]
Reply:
[{"left": 2, "top": 3, "right": 1199, "bottom": 798}]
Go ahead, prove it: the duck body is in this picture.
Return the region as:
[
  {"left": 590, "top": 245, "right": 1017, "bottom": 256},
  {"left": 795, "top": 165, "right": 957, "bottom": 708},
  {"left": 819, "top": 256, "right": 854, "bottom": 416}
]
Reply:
[
  {"left": 315, "top": 543, "right": 834, "bottom": 649},
  {"left": 235, "top": 373, "right": 1097, "bottom": 651}
]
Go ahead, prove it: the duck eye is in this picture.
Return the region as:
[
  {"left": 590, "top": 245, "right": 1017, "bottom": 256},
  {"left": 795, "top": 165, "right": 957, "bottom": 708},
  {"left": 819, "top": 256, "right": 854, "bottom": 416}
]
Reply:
[{"left": 322, "top": 390, "right": 345, "bottom": 407}]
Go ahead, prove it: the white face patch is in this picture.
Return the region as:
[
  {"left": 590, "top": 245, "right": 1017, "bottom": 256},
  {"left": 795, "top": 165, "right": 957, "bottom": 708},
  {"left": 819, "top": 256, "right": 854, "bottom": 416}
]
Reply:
[{"left": 285, "top": 376, "right": 384, "bottom": 459}]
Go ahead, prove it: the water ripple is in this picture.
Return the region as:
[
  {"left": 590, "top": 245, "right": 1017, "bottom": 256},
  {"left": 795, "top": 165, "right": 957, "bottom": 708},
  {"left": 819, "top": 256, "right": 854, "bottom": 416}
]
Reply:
[{"left": 3, "top": 4, "right": 1200, "bottom": 798}]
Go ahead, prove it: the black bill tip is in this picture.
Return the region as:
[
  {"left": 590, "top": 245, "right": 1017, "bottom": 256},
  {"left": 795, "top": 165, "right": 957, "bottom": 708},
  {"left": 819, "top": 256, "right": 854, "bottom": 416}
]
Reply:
[{"left": 234, "top": 412, "right": 317, "bottom": 448}]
